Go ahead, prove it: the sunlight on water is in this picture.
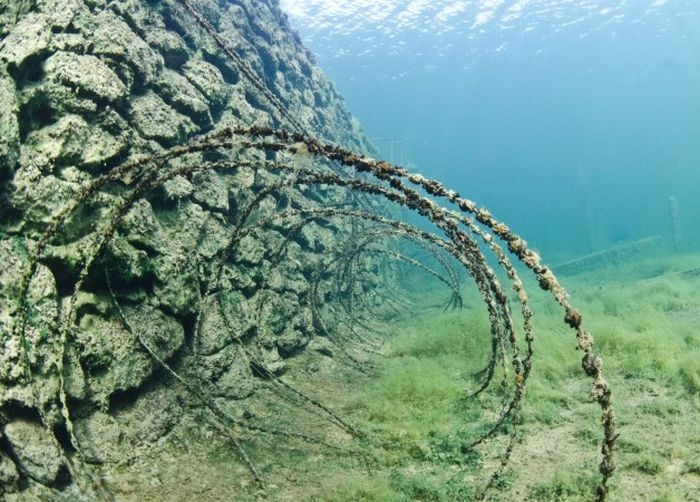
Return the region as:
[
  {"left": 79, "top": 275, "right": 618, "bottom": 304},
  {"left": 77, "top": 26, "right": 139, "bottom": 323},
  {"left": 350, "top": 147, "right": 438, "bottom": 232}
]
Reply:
[{"left": 282, "top": 0, "right": 700, "bottom": 260}]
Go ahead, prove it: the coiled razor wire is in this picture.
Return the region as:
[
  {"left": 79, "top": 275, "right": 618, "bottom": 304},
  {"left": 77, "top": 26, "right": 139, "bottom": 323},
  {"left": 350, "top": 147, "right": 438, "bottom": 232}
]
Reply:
[{"left": 9, "top": 126, "right": 616, "bottom": 500}]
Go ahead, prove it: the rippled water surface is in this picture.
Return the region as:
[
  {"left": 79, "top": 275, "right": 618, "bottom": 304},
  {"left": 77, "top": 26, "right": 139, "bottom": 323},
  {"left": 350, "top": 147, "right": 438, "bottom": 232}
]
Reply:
[{"left": 282, "top": 0, "right": 700, "bottom": 259}]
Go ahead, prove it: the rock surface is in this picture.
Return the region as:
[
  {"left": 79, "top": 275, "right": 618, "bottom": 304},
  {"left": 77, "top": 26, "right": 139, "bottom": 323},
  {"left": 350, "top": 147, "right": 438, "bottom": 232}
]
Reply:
[
  {"left": 0, "top": 0, "right": 374, "bottom": 497},
  {"left": 3, "top": 420, "right": 66, "bottom": 486}
]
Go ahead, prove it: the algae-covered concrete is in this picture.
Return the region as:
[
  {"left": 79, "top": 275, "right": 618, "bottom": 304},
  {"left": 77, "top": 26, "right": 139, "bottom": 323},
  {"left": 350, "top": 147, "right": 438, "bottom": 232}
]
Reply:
[{"left": 0, "top": 0, "right": 373, "bottom": 497}]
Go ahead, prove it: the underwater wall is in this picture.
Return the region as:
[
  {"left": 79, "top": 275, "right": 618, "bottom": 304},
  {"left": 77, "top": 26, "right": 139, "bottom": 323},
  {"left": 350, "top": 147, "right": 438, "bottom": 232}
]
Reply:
[{"left": 0, "top": 0, "right": 374, "bottom": 497}]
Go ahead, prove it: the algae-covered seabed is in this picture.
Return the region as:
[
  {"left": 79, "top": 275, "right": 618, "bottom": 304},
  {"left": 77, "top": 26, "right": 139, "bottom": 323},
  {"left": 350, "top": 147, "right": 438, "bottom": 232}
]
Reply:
[{"left": 99, "top": 251, "right": 699, "bottom": 502}]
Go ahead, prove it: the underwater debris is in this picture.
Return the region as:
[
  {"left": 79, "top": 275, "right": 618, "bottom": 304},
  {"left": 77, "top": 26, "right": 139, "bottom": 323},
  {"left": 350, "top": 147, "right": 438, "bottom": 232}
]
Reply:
[{"left": 2, "top": 124, "right": 616, "bottom": 500}]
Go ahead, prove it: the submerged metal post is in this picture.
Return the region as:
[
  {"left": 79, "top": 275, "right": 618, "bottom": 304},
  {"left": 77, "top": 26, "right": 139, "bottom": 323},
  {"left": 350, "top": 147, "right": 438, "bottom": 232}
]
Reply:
[
  {"left": 578, "top": 166, "right": 596, "bottom": 253},
  {"left": 668, "top": 196, "right": 682, "bottom": 252}
]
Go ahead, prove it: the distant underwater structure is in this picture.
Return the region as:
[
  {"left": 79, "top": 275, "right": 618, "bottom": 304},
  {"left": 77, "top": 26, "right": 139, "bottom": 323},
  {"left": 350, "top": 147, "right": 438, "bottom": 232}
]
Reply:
[{"left": 0, "top": 0, "right": 614, "bottom": 500}]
